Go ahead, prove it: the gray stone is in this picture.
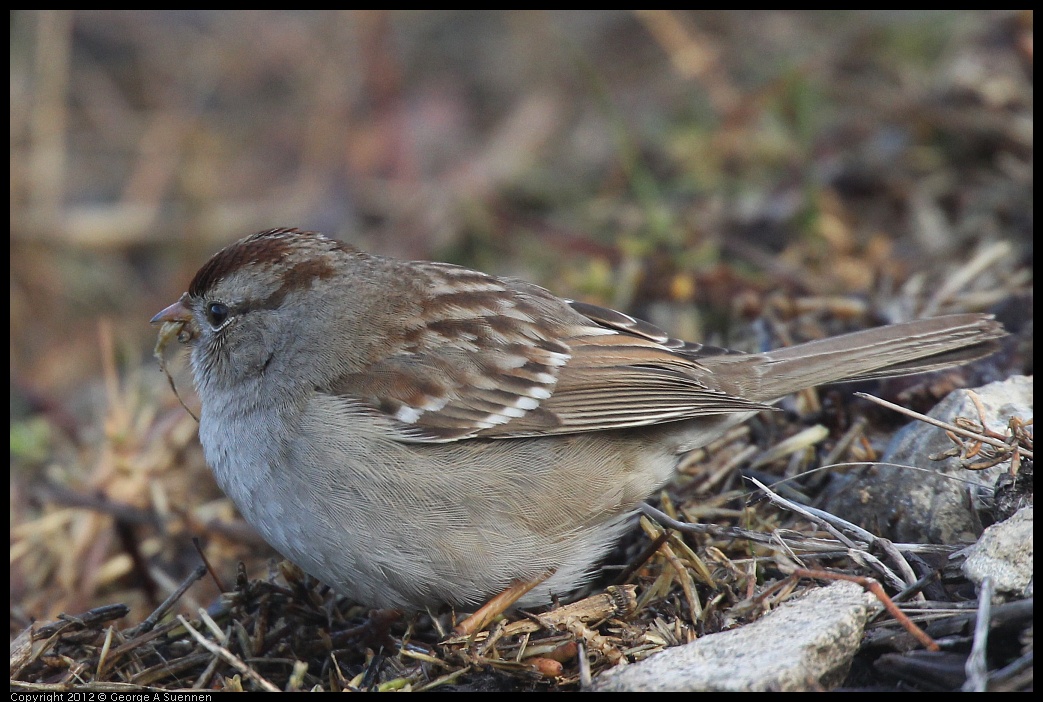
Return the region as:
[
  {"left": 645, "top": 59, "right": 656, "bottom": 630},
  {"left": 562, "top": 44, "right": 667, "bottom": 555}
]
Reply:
[
  {"left": 821, "top": 376, "right": 1032, "bottom": 544},
  {"left": 591, "top": 582, "right": 873, "bottom": 692},
  {"left": 962, "top": 506, "right": 1033, "bottom": 600}
]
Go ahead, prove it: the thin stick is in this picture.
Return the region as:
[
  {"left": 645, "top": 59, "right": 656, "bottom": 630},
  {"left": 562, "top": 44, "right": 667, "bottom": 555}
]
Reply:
[
  {"left": 177, "top": 614, "right": 280, "bottom": 692},
  {"left": 127, "top": 565, "right": 208, "bottom": 637},
  {"left": 855, "top": 393, "right": 1031, "bottom": 459},
  {"left": 962, "top": 576, "right": 993, "bottom": 692},
  {"left": 790, "top": 568, "right": 939, "bottom": 652}
]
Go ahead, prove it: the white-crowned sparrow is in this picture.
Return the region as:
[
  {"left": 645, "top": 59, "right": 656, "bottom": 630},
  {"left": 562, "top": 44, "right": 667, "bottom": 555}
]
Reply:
[{"left": 152, "top": 227, "right": 1005, "bottom": 610}]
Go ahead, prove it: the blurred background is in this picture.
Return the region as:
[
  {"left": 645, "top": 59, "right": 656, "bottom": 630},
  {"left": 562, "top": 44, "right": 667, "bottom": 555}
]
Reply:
[{"left": 10, "top": 11, "right": 1032, "bottom": 622}]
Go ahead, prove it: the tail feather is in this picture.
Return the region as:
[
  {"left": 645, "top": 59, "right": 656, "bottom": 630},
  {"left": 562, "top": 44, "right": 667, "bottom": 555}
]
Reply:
[{"left": 702, "top": 314, "right": 1005, "bottom": 403}]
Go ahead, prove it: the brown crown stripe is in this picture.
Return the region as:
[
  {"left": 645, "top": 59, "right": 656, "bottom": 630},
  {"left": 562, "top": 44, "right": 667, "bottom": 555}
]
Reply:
[{"left": 188, "top": 228, "right": 352, "bottom": 297}]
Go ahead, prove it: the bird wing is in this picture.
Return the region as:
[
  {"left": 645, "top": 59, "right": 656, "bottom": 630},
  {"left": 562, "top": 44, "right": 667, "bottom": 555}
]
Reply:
[{"left": 322, "top": 264, "right": 768, "bottom": 443}]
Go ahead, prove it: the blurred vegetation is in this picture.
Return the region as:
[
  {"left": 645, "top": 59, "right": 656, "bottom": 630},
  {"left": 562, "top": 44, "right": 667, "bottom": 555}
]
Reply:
[{"left": 9, "top": 10, "right": 1032, "bottom": 691}]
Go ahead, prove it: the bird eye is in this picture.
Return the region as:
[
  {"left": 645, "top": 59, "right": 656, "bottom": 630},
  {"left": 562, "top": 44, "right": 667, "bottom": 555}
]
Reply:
[{"left": 206, "top": 302, "right": 230, "bottom": 328}]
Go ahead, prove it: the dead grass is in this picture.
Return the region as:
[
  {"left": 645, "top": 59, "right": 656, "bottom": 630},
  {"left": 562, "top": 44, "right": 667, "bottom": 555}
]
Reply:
[{"left": 10, "top": 10, "right": 1032, "bottom": 692}]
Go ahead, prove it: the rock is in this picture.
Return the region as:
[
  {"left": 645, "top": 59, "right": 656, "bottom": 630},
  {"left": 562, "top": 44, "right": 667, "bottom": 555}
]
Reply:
[
  {"left": 591, "top": 582, "right": 873, "bottom": 692},
  {"left": 961, "top": 506, "right": 1033, "bottom": 600},
  {"left": 821, "top": 376, "right": 1032, "bottom": 544}
]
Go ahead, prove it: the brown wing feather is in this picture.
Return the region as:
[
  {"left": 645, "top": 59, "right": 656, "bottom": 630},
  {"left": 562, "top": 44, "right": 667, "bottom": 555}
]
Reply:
[{"left": 324, "top": 270, "right": 768, "bottom": 442}]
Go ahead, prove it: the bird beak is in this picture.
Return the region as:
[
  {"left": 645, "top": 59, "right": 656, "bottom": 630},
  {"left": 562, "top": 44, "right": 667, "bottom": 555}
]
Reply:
[
  {"left": 151, "top": 293, "right": 193, "bottom": 326},
  {"left": 152, "top": 293, "right": 198, "bottom": 344}
]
